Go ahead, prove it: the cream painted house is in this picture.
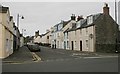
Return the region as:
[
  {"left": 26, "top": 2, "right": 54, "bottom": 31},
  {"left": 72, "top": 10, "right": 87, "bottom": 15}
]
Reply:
[
  {"left": 0, "top": 6, "right": 14, "bottom": 58},
  {"left": 51, "top": 20, "right": 70, "bottom": 49},
  {"left": 62, "top": 14, "right": 76, "bottom": 50},
  {"left": 34, "top": 30, "right": 41, "bottom": 43},
  {"left": 40, "top": 30, "right": 51, "bottom": 44},
  {"left": 34, "top": 30, "right": 51, "bottom": 46}
]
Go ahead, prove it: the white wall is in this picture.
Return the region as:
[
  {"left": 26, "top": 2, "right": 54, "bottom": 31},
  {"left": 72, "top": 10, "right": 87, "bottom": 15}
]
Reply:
[
  {"left": 34, "top": 36, "right": 41, "bottom": 43},
  {"left": 0, "top": 9, "right": 14, "bottom": 59},
  {"left": 20, "top": 37, "right": 24, "bottom": 47},
  {"left": 0, "top": 23, "right": 3, "bottom": 58},
  {"left": 68, "top": 25, "right": 95, "bottom": 52},
  {"left": 76, "top": 26, "right": 95, "bottom": 52}
]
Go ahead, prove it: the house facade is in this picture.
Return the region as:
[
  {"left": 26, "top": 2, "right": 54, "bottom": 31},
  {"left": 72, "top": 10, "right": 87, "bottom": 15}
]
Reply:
[
  {"left": 51, "top": 20, "right": 70, "bottom": 49},
  {"left": 40, "top": 30, "right": 51, "bottom": 45},
  {"left": 0, "top": 6, "right": 14, "bottom": 58},
  {"left": 34, "top": 30, "right": 41, "bottom": 43},
  {"left": 62, "top": 14, "right": 76, "bottom": 50},
  {"left": 20, "top": 34, "right": 24, "bottom": 47},
  {"left": 67, "top": 4, "right": 119, "bottom": 52},
  {"left": 34, "top": 30, "right": 51, "bottom": 46}
]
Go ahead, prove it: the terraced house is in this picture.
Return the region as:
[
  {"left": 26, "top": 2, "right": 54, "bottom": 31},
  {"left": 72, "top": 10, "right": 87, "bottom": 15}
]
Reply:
[
  {"left": 66, "top": 3, "right": 119, "bottom": 52},
  {"left": 35, "top": 3, "right": 119, "bottom": 52},
  {"left": 0, "top": 6, "right": 21, "bottom": 59},
  {"left": 51, "top": 20, "right": 71, "bottom": 49}
]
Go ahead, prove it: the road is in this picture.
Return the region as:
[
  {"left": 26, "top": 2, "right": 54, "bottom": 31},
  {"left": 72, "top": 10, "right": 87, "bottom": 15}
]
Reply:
[{"left": 2, "top": 46, "right": 118, "bottom": 72}]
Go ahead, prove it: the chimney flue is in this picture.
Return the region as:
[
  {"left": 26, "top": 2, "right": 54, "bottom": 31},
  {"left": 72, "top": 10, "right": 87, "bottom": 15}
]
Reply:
[
  {"left": 103, "top": 3, "right": 109, "bottom": 15},
  {"left": 71, "top": 14, "right": 76, "bottom": 20},
  {"left": 35, "top": 30, "right": 39, "bottom": 37}
]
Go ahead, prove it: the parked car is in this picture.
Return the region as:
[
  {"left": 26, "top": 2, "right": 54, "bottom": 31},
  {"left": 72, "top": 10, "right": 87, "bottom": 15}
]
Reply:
[{"left": 27, "top": 43, "right": 41, "bottom": 52}]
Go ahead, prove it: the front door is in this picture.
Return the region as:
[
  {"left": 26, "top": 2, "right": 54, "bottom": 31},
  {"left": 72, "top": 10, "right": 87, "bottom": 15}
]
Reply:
[
  {"left": 64, "top": 41, "right": 66, "bottom": 49},
  {"left": 80, "top": 41, "right": 82, "bottom": 51},
  {"left": 71, "top": 41, "right": 74, "bottom": 50}
]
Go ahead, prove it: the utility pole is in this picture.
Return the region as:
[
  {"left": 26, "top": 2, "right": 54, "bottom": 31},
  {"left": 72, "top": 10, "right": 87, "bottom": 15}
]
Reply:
[{"left": 115, "top": 0, "right": 117, "bottom": 23}]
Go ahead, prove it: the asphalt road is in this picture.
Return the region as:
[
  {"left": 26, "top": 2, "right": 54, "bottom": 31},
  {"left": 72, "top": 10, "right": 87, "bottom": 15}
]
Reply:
[{"left": 2, "top": 46, "right": 118, "bottom": 72}]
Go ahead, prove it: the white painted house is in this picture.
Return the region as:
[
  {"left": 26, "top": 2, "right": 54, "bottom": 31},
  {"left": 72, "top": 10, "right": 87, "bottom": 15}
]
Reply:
[{"left": 0, "top": 6, "right": 14, "bottom": 58}]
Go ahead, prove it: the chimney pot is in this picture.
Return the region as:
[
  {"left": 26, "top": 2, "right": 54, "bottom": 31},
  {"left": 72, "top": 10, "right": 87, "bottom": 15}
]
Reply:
[
  {"left": 71, "top": 14, "right": 76, "bottom": 20},
  {"left": 103, "top": 3, "right": 109, "bottom": 15}
]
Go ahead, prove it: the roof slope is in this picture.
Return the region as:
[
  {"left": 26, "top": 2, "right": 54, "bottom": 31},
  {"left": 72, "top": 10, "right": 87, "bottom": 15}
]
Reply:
[{"left": 0, "top": 6, "right": 9, "bottom": 13}]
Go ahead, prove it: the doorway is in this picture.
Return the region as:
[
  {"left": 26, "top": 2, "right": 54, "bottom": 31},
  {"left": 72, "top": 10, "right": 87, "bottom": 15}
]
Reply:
[
  {"left": 71, "top": 41, "right": 74, "bottom": 50},
  {"left": 80, "top": 41, "right": 82, "bottom": 51}
]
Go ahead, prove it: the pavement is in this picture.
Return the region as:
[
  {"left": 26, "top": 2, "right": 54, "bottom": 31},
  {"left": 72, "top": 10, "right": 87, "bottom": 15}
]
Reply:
[{"left": 2, "top": 46, "right": 40, "bottom": 64}]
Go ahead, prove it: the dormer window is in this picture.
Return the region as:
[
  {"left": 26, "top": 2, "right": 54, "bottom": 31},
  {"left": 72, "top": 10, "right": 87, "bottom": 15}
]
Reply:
[{"left": 87, "top": 15, "right": 93, "bottom": 25}]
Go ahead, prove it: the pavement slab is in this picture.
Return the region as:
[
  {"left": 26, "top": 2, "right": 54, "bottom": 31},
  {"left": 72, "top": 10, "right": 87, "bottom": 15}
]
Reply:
[{"left": 2, "top": 46, "right": 34, "bottom": 64}]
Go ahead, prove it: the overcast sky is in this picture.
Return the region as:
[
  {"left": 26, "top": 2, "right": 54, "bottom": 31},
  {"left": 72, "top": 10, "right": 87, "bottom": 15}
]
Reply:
[{"left": 1, "top": 2, "right": 119, "bottom": 36}]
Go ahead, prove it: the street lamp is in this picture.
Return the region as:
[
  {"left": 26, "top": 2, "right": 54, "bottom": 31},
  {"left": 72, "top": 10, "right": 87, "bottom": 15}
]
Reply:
[{"left": 17, "top": 14, "right": 24, "bottom": 28}]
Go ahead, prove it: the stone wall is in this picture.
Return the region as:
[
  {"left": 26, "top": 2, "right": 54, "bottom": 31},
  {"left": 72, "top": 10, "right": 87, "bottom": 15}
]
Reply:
[{"left": 95, "top": 14, "right": 119, "bottom": 52}]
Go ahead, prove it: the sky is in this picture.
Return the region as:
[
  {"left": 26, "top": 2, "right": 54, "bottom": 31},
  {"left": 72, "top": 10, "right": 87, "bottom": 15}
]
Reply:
[{"left": 0, "top": 1, "right": 119, "bottom": 36}]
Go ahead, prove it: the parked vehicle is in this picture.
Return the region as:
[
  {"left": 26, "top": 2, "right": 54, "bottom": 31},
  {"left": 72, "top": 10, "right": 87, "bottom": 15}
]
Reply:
[{"left": 27, "top": 43, "right": 41, "bottom": 52}]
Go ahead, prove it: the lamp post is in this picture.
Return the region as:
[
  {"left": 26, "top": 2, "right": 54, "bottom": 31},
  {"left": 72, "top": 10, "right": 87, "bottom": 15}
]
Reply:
[
  {"left": 115, "top": 0, "right": 117, "bottom": 23},
  {"left": 17, "top": 14, "right": 24, "bottom": 28},
  {"left": 16, "top": 14, "right": 24, "bottom": 50}
]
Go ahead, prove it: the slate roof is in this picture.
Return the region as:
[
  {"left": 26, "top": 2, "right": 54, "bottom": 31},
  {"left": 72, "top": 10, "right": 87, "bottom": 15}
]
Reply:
[
  {"left": 67, "top": 13, "right": 102, "bottom": 32},
  {"left": 63, "top": 20, "right": 71, "bottom": 27},
  {"left": 64, "top": 28, "right": 70, "bottom": 33},
  {"left": 41, "top": 31, "right": 50, "bottom": 37},
  {"left": 0, "top": 6, "right": 9, "bottom": 13},
  {"left": 53, "top": 20, "right": 71, "bottom": 32}
]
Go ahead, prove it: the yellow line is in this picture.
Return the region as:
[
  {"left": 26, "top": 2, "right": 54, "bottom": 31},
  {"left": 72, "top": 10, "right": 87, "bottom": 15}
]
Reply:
[{"left": 31, "top": 52, "right": 41, "bottom": 62}]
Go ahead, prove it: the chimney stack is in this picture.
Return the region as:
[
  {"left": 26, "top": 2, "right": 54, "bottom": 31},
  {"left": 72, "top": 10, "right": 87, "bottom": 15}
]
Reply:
[
  {"left": 103, "top": 3, "right": 109, "bottom": 15},
  {"left": 71, "top": 14, "right": 76, "bottom": 20},
  {"left": 35, "top": 30, "right": 39, "bottom": 37},
  {"left": 77, "top": 15, "right": 83, "bottom": 21}
]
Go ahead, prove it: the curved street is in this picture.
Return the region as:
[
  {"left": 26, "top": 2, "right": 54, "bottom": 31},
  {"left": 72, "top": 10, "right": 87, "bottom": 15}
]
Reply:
[{"left": 2, "top": 46, "right": 118, "bottom": 72}]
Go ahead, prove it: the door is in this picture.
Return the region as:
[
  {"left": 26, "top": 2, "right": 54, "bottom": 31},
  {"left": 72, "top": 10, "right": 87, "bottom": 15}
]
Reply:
[
  {"left": 64, "top": 41, "right": 66, "bottom": 49},
  {"left": 80, "top": 41, "right": 82, "bottom": 51},
  {"left": 71, "top": 41, "right": 74, "bottom": 50}
]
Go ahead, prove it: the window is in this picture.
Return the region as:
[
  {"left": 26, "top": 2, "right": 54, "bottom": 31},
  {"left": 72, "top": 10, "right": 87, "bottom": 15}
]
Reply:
[
  {"left": 86, "top": 28, "right": 88, "bottom": 34},
  {"left": 57, "top": 41, "right": 59, "bottom": 48},
  {"left": 86, "top": 40, "right": 88, "bottom": 49},
  {"left": 80, "top": 29, "right": 82, "bottom": 35},
  {"left": 67, "top": 32, "right": 68, "bottom": 39},
  {"left": 87, "top": 16, "right": 93, "bottom": 25},
  {"left": 47, "top": 36, "right": 49, "bottom": 39}
]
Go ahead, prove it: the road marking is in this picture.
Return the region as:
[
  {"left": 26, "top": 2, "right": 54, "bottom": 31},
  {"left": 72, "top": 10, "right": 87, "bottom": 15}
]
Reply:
[
  {"left": 31, "top": 52, "right": 41, "bottom": 62},
  {"left": 3, "top": 52, "right": 42, "bottom": 64}
]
